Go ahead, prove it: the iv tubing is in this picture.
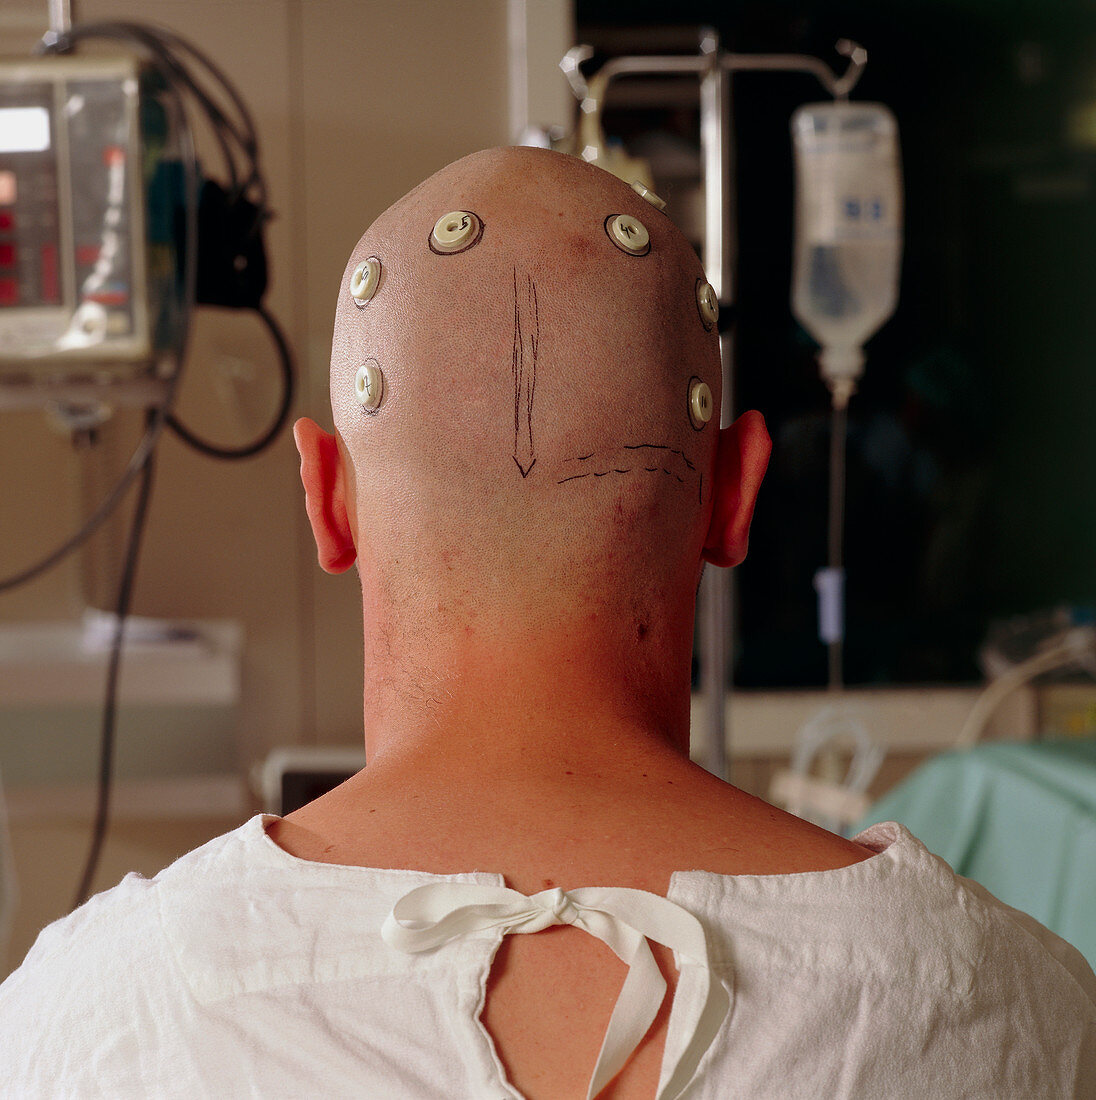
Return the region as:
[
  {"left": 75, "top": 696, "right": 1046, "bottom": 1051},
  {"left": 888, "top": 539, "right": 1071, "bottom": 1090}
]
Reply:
[{"left": 827, "top": 399, "right": 847, "bottom": 691}]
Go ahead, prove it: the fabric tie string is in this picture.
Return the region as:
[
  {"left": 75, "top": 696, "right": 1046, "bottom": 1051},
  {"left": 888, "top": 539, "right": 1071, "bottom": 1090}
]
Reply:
[{"left": 382, "top": 882, "right": 730, "bottom": 1100}]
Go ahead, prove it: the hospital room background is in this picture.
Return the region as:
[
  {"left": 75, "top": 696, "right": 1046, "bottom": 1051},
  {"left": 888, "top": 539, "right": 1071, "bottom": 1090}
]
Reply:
[{"left": 2, "top": 0, "right": 1095, "bottom": 979}]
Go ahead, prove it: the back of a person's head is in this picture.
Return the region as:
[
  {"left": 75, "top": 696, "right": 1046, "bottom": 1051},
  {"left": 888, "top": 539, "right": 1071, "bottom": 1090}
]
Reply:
[{"left": 329, "top": 147, "right": 722, "bottom": 637}]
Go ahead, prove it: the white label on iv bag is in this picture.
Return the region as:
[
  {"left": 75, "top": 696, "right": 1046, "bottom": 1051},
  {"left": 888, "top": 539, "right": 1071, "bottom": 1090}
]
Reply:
[
  {"left": 793, "top": 104, "right": 903, "bottom": 246},
  {"left": 799, "top": 147, "right": 901, "bottom": 245}
]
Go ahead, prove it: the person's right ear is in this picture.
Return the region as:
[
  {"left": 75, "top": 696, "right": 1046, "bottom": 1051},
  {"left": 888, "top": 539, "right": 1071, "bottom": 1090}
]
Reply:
[{"left": 294, "top": 418, "right": 357, "bottom": 574}]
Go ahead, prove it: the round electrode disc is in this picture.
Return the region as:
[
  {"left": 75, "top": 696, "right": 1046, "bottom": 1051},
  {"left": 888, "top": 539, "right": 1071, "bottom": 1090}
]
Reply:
[
  {"left": 630, "top": 180, "right": 667, "bottom": 211},
  {"left": 689, "top": 377, "right": 713, "bottom": 429},
  {"left": 350, "top": 257, "right": 382, "bottom": 305},
  {"left": 605, "top": 213, "right": 650, "bottom": 255},
  {"left": 430, "top": 211, "right": 482, "bottom": 254},
  {"left": 696, "top": 280, "right": 719, "bottom": 330},
  {"left": 355, "top": 360, "right": 384, "bottom": 411}
]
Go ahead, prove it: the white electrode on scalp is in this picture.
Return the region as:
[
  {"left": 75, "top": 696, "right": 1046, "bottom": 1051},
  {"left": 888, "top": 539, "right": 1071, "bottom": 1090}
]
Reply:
[{"left": 791, "top": 102, "right": 903, "bottom": 410}]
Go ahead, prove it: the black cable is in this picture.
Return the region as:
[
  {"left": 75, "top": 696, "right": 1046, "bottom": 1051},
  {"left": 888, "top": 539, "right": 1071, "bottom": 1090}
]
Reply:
[
  {"left": 49, "top": 22, "right": 295, "bottom": 462},
  {"left": 42, "top": 21, "right": 263, "bottom": 205},
  {"left": 165, "top": 303, "right": 294, "bottom": 459},
  {"left": 7, "top": 21, "right": 289, "bottom": 899},
  {"left": 148, "top": 25, "right": 264, "bottom": 202},
  {"left": 71, "top": 444, "right": 157, "bottom": 911}
]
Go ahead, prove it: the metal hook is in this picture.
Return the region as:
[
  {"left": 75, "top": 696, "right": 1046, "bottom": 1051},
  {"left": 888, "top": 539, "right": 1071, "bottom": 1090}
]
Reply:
[
  {"left": 559, "top": 45, "right": 594, "bottom": 104},
  {"left": 832, "top": 39, "right": 868, "bottom": 100}
]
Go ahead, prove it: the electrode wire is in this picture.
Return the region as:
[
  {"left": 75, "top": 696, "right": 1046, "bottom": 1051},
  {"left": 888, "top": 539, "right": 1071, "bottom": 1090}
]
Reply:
[{"left": 164, "top": 301, "right": 294, "bottom": 459}]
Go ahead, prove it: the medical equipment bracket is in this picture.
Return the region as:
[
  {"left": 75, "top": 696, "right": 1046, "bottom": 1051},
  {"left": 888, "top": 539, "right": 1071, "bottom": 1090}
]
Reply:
[{"left": 562, "top": 30, "right": 867, "bottom": 780}]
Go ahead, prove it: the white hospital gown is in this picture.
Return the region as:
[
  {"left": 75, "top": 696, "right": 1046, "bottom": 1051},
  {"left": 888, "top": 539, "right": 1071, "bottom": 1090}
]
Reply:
[{"left": 1, "top": 815, "right": 1094, "bottom": 1098}]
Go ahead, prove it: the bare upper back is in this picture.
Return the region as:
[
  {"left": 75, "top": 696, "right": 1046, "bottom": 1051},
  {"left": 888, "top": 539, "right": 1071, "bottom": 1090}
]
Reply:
[{"left": 268, "top": 758, "right": 870, "bottom": 1100}]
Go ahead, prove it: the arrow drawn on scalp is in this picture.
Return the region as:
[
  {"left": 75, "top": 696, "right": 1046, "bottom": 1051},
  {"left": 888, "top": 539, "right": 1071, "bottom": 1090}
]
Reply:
[{"left": 512, "top": 269, "right": 539, "bottom": 477}]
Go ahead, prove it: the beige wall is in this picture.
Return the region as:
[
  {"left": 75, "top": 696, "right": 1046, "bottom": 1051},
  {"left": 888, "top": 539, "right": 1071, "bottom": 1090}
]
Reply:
[{"left": 0, "top": 0, "right": 516, "bottom": 772}]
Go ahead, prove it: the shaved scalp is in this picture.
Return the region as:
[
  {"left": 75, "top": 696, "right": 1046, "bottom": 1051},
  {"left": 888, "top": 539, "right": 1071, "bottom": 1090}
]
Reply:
[{"left": 329, "top": 147, "right": 721, "bottom": 640}]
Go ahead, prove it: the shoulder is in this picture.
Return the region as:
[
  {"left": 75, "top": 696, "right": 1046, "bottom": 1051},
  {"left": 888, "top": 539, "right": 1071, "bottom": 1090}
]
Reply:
[
  {"left": 0, "top": 818, "right": 259, "bottom": 1092},
  {"left": 957, "top": 870, "right": 1096, "bottom": 1005},
  {"left": 853, "top": 822, "right": 1096, "bottom": 1026},
  {"left": 683, "top": 822, "right": 1096, "bottom": 1092},
  {"left": 686, "top": 820, "right": 1096, "bottom": 1011}
]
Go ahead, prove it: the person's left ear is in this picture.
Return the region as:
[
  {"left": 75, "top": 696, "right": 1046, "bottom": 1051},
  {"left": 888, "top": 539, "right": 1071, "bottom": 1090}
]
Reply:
[
  {"left": 294, "top": 418, "right": 357, "bottom": 574},
  {"left": 702, "top": 409, "right": 772, "bottom": 568}
]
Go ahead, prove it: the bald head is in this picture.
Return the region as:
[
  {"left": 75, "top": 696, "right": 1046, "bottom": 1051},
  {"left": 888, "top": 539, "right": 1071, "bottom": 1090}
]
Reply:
[{"left": 322, "top": 147, "right": 731, "bottom": 629}]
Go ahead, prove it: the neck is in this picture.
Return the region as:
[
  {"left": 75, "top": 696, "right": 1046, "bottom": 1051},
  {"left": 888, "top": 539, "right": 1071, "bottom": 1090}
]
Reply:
[{"left": 358, "top": 594, "right": 695, "bottom": 780}]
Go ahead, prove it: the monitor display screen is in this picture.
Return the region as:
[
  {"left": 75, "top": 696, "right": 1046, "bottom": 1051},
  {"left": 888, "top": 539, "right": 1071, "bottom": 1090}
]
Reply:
[{"left": 0, "top": 106, "right": 50, "bottom": 154}]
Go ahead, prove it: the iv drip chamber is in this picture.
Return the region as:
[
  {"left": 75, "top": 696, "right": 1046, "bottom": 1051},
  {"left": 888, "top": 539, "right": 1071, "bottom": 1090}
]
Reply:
[{"left": 791, "top": 102, "right": 903, "bottom": 405}]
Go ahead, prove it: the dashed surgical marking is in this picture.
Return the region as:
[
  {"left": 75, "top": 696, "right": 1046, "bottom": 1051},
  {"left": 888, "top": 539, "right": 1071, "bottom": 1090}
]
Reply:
[
  {"left": 621, "top": 443, "right": 697, "bottom": 471},
  {"left": 557, "top": 443, "right": 695, "bottom": 491},
  {"left": 557, "top": 465, "right": 687, "bottom": 485}
]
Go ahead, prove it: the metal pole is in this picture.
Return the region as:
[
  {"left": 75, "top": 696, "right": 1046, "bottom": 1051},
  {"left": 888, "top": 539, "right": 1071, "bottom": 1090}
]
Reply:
[
  {"left": 48, "top": 0, "right": 72, "bottom": 35},
  {"left": 560, "top": 36, "right": 866, "bottom": 781},
  {"left": 697, "top": 28, "right": 735, "bottom": 780}
]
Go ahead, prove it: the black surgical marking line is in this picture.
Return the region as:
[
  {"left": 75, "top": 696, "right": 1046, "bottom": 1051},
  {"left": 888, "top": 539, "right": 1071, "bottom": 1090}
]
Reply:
[
  {"left": 557, "top": 441, "right": 699, "bottom": 492},
  {"left": 622, "top": 442, "right": 696, "bottom": 471},
  {"left": 512, "top": 268, "right": 539, "bottom": 477},
  {"left": 556, "top": 465, "right": 688, "bottom": 486}
]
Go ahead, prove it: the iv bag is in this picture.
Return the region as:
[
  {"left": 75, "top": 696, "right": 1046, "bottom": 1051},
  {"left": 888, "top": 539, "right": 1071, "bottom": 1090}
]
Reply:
[{"left": 791, "top": 102, "right": 902, "bottom": 399}]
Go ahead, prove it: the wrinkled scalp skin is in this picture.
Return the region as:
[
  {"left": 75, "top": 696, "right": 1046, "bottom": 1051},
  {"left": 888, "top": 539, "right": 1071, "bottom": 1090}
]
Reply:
[{"left": 328, "top": 147, "right": 722, "bottom": 623}]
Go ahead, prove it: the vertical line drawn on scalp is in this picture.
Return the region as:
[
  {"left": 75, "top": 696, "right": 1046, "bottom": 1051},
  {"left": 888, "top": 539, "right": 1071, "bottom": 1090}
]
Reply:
[{"left": 512, "top": 268, "right": 539, "bottom": 477}]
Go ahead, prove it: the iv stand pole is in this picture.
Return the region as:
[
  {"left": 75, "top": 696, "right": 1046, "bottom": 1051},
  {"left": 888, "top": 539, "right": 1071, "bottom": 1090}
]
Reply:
[
  {"left": 698, "top": 29, "right": 734, "bottom": 783},
  {"left": 562, "top": 32, "right": 866, "bottom": 780},
  {"left": 48, "top": 0, "right": 72, "bottom": 35}
]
